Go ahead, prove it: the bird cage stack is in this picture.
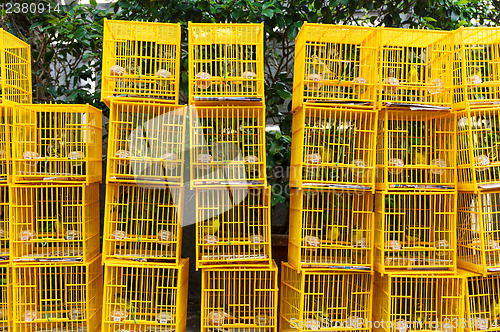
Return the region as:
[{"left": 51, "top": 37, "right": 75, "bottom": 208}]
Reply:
[
  {"left": 188, "top": 22, "right": 278, "bottom": 331},
  {"left": 0, "top": 29, "right": 32, "bottom": 330},
  {"left": 100, "top": 19, "right": 189, "bottom": 332},
  {"left": 372, "top": 27, "right": 462, "bottom": 332},
  {"left": 9, "top": 102, "right": 103, "bottom": 331},
  {"left": 280, "top": 23, "right": 377, "bottom": 331}
]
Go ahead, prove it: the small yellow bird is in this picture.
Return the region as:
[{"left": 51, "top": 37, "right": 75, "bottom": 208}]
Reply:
[
  {"left": 352, "top": 228, "right": 365, "bottom": 246},
  {"left": 405, "top": 228, "right": 421, "bottom": 243},
  {"left": 204, "top": 217, "right": 220, "bottom": 235},
  {"left": 412, "top": 148, "right": 428, "bottom": 165},
  {"left": 408, "top": 65, "right": 419, "bottom": 83},
  {"left": 53, "top": 214, "right": 65, "bottom": 236},
  {"left": 113, "top": 293, "right": 139, "bottom": 315},
  {"left": 311, "top": 298, "right": 330, "bottom": 323},
  {"left": 321, "top": 146, "right": 334, "bottom": 164},
  {"left": 311, "top": 55, "right": 331, "bottom": 75},
  {"left": 325, "top": 224, "right": 340, "bottom": 242}
]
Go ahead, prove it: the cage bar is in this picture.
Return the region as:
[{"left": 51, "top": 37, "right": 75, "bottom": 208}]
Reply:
[
  {"left": 12, "top": 255, "right": 103, "bottom": 332},
  {"left": 10, "top": 183, "right": 100, "bottom": 262},
  {"left": 288, "top": 188, "right": 374, "bottom": 272},
  {"left": 188, "top": 22, "right": 265, "bottom": 103},
  {"left": 280, "top": 262, "right": 372, "bottom": 332},
  {"left": 101, "top": 19, "right": 181, "bottom": 105},
  {"left": 201, "top": 261, "right": 278, "bottom": 332},
  {"left": 102, "top": 259, "right": 189, "bottom": 332},
  {"left": 195, "top": 186, "right": 272, "bottom": 269},
  {"left": 190, "top": 104, "right": 266, "bottom": 188},
  {"left": 0, "top": 29, "right": 32, "bottom": 105},
  {"left": 290, "top": 104, "right": 377, "bottom": 191},
  {"left": 107, "top": 100, "right": 186, "bottom": 185},
  {"left": 375, "top": 191, "right": 457, "bottom": 275},
  {"left": 11, "top": 103, "right": 102, "bottom": 184},
  {"left": 376, "top": 108, "right": 456, "bottom": 191},
  {"left": 103, "top": 183, "right": 183, "bottom": 263}
]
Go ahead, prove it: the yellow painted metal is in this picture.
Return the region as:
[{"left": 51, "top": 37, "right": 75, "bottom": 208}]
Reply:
[
  {"left": 12, "top": 255, "right": 103, "bottom": 332},
  {"left": 280, "top": 262, "right": 372, "bottom": 332},
  {"left": 378, "top": 27, "right": 454, "bottom": 109},
  {"left": 376, "top": 108, "right": 456, "bottom": 191},
  {"left": 0, "top": 29, "right": 32, "bottom": 105},
  {"left": 107, "top": 100, "right": 186, "bottom": 185},
  {"left": 9, "top": 183, "right": 100, "bottom": 262},
  {"left": 374, "top": 273, "right": 465, "bottom": 332},
  {"left": 188, "top": 22, "right": 265, "bottom": 104},
  {"left": 375, "top": 191, "right": 457, "bottom": 275},
  {"left": 101, "top": 19, "right": 181, "bottom": 105},
  {"left": 292, "top": 22, "right": 378, "bottom": 110},
  {"left": 195, "top": 186, "right": 272, "bottom": 269},
  {"left": 288, "top": 188, "right": 374, "bottom": 272},
  {"left": 102, "top": 258, "right": 189, "bottom": 332},
  {"left": 458, "top": 190, "right": 500, "bottom": 276},
  {"left": 11, "top": 103, "right": 102, "bottom": 184},
  {"left": 290, "top": 103, "right": 377, "bottom": 191},
  {"left": 103, "top": 183, "right": 183, "bottom": 263},
  {"left": 190, "top": 104, "right": 266, "bottom": 188},
  {"left": 201, "top": 261, "right": 278, "bottom": 332}
]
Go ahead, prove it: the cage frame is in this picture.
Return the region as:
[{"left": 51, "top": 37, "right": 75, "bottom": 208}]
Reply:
[
  {"left": 102, "top": 182, "right": 184, "bottom": 264},
  {"left": 376, "top": 107, "right": 457, "bottom": 191},
  {"left": 190, "top": 103, "right": 267, "bottom": 189},
  {"left": 0, "top": 263, "right": 11, "bottom": 332},
  {"left": 107, "top": 100, "right": 187, "bottom": 185},
  {"left": 292, "top": 22, "right": 378, "bottom": 110},
  {"left": 195, "top": 185, "right": 272, "bottom": 270},
  {"left": 377, "top": 27, "right": 454, "bottom": 110},
  {"left": 102, "top": 258, "right": 189, "bottom": 332},
  {"left": 373, "top": 273, "right": 465, "bottom": 332},
  {"left": 375, "top": 190, "right": 458, "bottom": 276},
  {"left": 0, "top": 28, "right": 32, "bottom": 105},
  {"left": 280, "top": 262, "right": 373, "bottom": 332},
  {"left": 188, "top": 22, "right": 265, "bottom": 104},
  {"left": 12, "top": 254, "right": 103, "bottom": 332},
  {"left": 290, "top": 103, "right": 377, "bottom": 191},
  {"left": 201, "top": 260, "right": 278, "bottom": 332},
  {"left": 457, "top": 190, "right": 500, "bottom": 276},
  {"left": 11, "top": 103, "right": 103, "bottom": 185},
  {"left": 9, "top": 182, "right": 100, "bottom": 263},
  {"left": 288, "top": 188, "right": 374, "bottom": 273},
  {"left": 101, "top": 18, "right": 181, "bottom": 106}
]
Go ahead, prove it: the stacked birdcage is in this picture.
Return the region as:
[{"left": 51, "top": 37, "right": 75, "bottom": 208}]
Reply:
[
  {"left": 188, "top": 22, "right": 277, "bottom": 331},
  {"left": 9, "top": 102, "right": 104, "bottom": 330},
  {"left": 280, "top": 23, "right": 378, "bottom": 331},
  {"left": 454, "top": 28, "right": 500, "bottom": 280},
  {"left": 101, "top": 19, "right": 189, "bottom": 332}
]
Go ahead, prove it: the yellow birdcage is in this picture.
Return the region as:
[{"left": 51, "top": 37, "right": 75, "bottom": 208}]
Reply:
[
  {"left": 201, "top": 261, "right": 278, "bottom": 332},
  {"left": 11, "top": 103, "right": 102, "bottom": 184},
  {"left": 376, "top": 108, "right": 456, "bottom": 191},
  {"left": 375, "top": 191, "right": 457, "bottom": 275},
  {"left": 9, "top": 183, "right": 100, "bottom": 262},
  {"left": 195, "top": 186, "right": 272, "bottom": 269},
  {"left": 280, "top": 262, "right": 372, "bottom": 332},
  {"left": 457, "top": 105, "right": 500, "bottom": 191},
  {"left": 290, "top": 104, "right": 377, "bottom": 191},
  {"left": 460, "top": 270, "right": 500, "bottom": 332},
  {"left": 188, "top": 22, "right": 265, "bottom": 103},
  {"left": 190, "top": 104, "right": 266, "bottom": 188},
  {"left": 103, "top": 183, "right": 183, "bottom": 263},
  {"left": 292, "top": 22, "right": 378, "bottom": 110},
  {"left": 0, "top": 29, "right": 32, "bottom": 105},
  {"left": 373, "top": 273, "right": 465, "bottom": 332},
  {"left": 457, "top": 191, "right": 500, "bottom": 276},
  {"left": 102, "top": 259, "right": 189, "bottom": 332},
  {"left": 0, "top": 264, "right": 10, "bottom": 331},
  {"left": 12, "top": 255, "right": 103, "bottom": 332},
  {"left": 0, "top": 186, "right": 8, "bottom": 260},
  {"left": 288, "top": 189, "right": 373, "bottom": 272},
  {"left": 378, "top": 27, "right": 453, "bottom": 109},
  {"left": 101, "top": 19, "right": 181, "bottom": 105},
  {"left": 453, "top": 27, "right": 500, "bottom": 110},
  {"left": 107, "top": 100, "right": 186, "bottom": 185},
  {"left": 0, "top": 106, "right": 8, "bottom": 182}
]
